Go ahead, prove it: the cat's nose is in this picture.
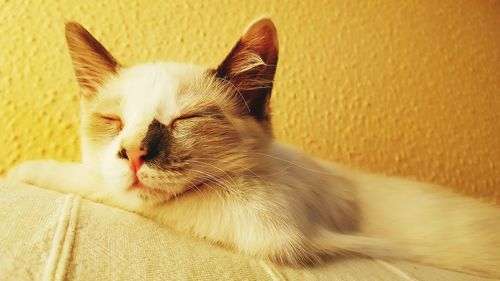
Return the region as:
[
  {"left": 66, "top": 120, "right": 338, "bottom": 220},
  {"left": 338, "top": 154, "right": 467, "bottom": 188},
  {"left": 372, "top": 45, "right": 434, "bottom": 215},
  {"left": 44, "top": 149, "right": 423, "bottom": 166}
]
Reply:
[{"left": 118, "top": 147, "right": 148, "bottom": 173}]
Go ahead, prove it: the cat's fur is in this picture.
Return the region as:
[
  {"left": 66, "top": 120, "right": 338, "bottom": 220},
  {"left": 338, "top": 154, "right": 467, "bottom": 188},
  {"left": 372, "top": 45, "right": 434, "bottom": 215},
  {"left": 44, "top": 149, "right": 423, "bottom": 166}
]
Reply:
[{"left": 7, "top": 19, "right": 500, "bottom": 278}]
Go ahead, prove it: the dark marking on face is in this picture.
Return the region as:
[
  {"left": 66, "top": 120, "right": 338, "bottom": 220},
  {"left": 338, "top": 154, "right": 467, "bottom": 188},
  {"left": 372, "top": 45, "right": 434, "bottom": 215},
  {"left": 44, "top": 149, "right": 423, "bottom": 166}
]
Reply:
[{"left": 141, "top": 119, "right": 172, "bottom": 168}]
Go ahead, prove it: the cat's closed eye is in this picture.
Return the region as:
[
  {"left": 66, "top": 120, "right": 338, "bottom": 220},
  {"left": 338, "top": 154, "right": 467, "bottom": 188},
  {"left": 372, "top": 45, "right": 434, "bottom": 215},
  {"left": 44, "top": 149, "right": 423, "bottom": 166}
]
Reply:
[
  {"left": 170, "top": 114, "right": 203, "bottom": 128},
  {"left": 170, "top": 107, "right": 223, "bottom": 129},
  {"left": 83, "top": 113, "right": 123, "bottom": 142},
  {"left": 99, "top": 114, "right": 121, "bottom": 121},
  {"left": 98, "top": 114, "right": 122, "bottom": 126},
  {"left": 88, "top": 113, "right": 123, "bottom": 138}
]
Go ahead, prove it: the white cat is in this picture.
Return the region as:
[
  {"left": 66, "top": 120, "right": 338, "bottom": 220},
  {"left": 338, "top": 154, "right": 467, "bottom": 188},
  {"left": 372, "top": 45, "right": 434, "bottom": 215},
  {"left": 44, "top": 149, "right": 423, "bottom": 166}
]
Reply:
[{"left": 7, "top": 18, "right": 500, "bottom": 278}]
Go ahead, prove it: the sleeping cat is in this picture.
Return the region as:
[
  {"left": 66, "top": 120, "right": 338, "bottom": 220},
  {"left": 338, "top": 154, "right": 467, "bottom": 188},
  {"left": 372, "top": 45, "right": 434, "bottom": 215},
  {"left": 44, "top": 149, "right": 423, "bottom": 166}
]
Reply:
[{"left": 7, "top": 18, "right": 500, "bottom": 277}]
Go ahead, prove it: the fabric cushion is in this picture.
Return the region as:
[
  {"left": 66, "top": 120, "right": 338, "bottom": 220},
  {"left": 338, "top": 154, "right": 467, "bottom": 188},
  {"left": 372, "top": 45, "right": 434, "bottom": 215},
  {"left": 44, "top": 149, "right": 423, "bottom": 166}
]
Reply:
[{"left": 0, "top": 181, "right": 493, "bottom": 281}]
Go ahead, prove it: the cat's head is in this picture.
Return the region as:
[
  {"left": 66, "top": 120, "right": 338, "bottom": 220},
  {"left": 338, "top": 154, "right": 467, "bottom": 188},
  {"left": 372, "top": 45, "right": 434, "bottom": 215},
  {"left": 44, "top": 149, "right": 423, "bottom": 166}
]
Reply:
[{"left": 65, "top": 19, "right": 278, "bottom": 203}]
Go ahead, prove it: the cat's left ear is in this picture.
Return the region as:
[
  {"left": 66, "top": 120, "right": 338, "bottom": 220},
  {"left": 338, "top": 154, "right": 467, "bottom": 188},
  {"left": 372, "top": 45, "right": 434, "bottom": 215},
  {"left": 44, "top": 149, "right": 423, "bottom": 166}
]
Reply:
[
  {"left": 215, "top": 18, "right": 278, "bottom": 123},
  {"left": 65, "top": 22, "right": 119, "bottom": 99}
]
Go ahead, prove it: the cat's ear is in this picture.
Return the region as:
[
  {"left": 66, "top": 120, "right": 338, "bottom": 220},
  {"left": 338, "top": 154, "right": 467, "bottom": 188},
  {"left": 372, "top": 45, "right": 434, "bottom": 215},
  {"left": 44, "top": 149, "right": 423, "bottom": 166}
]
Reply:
[
  {"left": 215, "top": 18, "right": 278, "bottom": 123},
  {"left": 65, "top": 22, "right": 119, "bottom": 98}
]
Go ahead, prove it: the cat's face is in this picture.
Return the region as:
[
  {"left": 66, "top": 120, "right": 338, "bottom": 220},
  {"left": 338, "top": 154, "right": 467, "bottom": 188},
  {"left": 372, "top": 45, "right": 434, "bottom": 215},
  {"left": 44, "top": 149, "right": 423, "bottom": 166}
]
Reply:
[{"left": 65, "top": 19, "right": 278, "bottom": 203}]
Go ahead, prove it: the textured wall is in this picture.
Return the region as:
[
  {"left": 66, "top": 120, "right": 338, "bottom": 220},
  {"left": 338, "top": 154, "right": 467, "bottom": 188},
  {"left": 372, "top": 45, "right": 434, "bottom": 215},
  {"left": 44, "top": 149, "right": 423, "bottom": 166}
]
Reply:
[{"left": 1, "top": 0, "right": 499, "bottom": 202}]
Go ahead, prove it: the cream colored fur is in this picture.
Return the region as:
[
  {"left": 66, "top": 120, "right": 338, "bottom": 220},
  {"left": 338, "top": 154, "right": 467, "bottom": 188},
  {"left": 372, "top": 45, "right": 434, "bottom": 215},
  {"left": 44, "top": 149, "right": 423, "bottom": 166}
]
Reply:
[{"left": 7, "top": 19, "right": 500, "bottom": 278}]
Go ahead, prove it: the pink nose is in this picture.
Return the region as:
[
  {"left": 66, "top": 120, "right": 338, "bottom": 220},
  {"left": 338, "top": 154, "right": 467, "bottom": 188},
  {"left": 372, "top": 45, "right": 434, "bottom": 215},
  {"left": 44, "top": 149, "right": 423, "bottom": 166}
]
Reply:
[{"left": 126, "top": 148, "right": 148, "bottom": 173}]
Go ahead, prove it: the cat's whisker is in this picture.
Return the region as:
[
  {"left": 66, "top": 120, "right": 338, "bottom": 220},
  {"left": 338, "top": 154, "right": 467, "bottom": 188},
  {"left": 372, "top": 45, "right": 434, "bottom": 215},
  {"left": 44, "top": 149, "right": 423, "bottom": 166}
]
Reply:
[
  {"left": 191, "top": 156, "right": 273, "bottom": 186},
  {"left": 252, "top": 152, "right": 335, "bottom": 175},
  {"left": 187, "top": 168, "right": 230, "bottom": 196},
  {"left": 187, "top": 159, "right": 239, "bottom": 189},
  {"left": 183, "top": 179, "right": 208, "bottom": 200},
  {"left": 188, "top": 168, "right": 247, "bottom": 202},
  {"left": 192, "top": 156, "right": 291, "bottom": 180},
  {"left": 179, "top": 169, "right": 226, "bottom": 199}
]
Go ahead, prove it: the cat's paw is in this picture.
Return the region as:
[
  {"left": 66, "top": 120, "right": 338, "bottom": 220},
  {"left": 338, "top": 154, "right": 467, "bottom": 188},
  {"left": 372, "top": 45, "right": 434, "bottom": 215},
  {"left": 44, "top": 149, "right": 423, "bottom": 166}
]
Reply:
[{"left": 7, "top": 160, "right": 55, "bottom": 186}]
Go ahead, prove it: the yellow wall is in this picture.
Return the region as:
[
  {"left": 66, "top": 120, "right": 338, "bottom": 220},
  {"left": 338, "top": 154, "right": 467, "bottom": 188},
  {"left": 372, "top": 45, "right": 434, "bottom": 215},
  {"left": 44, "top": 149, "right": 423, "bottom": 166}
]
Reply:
[{"left": 1, "top": 0, "right": 499, "bottom": 202}]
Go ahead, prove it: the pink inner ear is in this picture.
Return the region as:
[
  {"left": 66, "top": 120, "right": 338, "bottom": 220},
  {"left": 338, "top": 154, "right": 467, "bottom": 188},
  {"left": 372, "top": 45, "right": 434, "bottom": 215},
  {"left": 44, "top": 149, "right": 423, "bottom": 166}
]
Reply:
[
  {"left": 240, "top": 19, "right": 279, "bottom": 63},
  {"left": 226, "top": 19, "right": 278, "bottom": 79},
  {"left": 214, "top": 19, "right": 279, "bottom": 127},
  {"left": 216, "top": 18, "right": 278, "bottom": 85}
]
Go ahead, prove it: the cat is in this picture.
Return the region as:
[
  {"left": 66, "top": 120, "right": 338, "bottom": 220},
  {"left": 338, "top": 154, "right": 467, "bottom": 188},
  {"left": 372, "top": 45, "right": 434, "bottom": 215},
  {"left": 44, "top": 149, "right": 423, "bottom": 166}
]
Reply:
[{"left": 7, "top": 18, "right": 500, "bottom": 278}]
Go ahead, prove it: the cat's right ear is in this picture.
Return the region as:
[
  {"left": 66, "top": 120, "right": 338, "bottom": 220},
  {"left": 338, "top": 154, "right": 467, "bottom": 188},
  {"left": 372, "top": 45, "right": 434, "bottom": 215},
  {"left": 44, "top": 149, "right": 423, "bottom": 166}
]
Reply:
[{"left": 65, "top": 22, "right": 119, "bottom": 99}]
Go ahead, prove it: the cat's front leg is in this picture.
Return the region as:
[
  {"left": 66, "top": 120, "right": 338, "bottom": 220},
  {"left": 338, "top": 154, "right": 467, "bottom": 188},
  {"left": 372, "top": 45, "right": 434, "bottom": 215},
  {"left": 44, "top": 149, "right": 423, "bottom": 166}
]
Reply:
[
  {"left": 7, "top": 160, "right": 104, "bottom": 197},
  {"left": 7, "top": 160, "right": 144, "bottom": 212}
]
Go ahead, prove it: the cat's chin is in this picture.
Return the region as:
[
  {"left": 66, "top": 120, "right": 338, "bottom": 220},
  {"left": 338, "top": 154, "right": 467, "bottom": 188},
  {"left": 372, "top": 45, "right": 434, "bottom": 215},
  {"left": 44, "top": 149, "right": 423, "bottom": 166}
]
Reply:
[
  {"left": 128, "top": 177, "right": 210, "bottom": 204},
  {"left": 129, "top": 183, "right": 174, "bottom": 203}
]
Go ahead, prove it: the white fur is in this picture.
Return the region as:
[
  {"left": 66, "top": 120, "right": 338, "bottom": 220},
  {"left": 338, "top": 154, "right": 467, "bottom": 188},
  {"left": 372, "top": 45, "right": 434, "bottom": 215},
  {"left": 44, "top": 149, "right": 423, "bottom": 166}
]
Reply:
[{"left": 8, "top": 46, "right": 500, "bottom": 280}]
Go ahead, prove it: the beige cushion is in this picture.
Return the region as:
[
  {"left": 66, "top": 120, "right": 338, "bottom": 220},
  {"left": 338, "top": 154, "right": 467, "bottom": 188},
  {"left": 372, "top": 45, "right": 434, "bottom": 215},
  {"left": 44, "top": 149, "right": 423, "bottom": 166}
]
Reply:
[{"left": 0, "top": 181, "right": 493, "bottom": 281}]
